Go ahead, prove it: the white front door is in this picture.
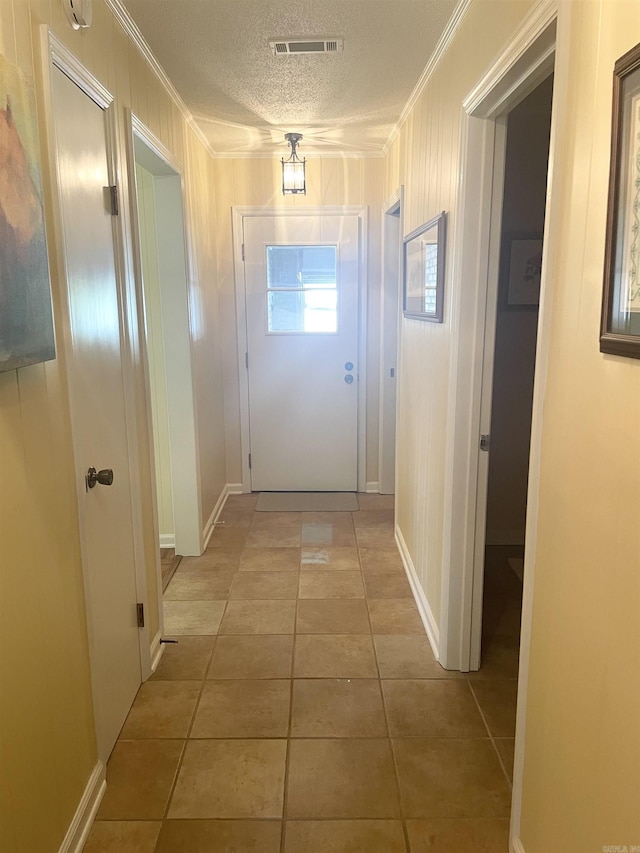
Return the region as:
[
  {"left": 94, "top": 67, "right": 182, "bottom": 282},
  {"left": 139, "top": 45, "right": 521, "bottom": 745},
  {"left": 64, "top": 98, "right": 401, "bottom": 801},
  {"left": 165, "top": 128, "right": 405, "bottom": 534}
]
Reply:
[
  {"left": 244, "top": 214, "right": 360, "bottom": 491},
  {"left": 52, "top": 65, "right": 141, "bottom": 760}
]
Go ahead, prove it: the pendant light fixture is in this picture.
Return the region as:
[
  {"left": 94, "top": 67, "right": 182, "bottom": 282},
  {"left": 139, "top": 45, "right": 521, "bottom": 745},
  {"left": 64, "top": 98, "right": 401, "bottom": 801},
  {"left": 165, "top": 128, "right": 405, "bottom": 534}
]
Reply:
[{"left": 281, "top": 133, "right": 306, "bottom": 195}]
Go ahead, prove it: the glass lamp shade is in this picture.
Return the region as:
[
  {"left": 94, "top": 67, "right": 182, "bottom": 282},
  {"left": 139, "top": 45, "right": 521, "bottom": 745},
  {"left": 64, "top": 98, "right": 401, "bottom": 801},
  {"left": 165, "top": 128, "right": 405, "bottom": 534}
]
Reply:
[{"left": 282, "top": 158, "right": 306, "bottom": 194}]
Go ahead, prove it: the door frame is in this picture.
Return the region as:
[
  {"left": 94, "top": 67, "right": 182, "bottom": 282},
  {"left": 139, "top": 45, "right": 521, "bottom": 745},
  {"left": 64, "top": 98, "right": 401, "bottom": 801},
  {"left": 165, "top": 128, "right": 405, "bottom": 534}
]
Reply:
[
  {"left": 439, "top": 0, "right": 556, "bottom": 667},
  {"left": 379, "top": 188, "right": 404, "bottom": 495},
  {"left": 126, "top": 114, "right": 203, "bottom": 558},
  {"left": 39, "top": 30, "right": 150, "bottom": 751},
  {"left": 232, "top": 206, "right": 369, "bottom": 493},
  {"left": 434, "top": 1, "right": 559, "bottom": 848}
]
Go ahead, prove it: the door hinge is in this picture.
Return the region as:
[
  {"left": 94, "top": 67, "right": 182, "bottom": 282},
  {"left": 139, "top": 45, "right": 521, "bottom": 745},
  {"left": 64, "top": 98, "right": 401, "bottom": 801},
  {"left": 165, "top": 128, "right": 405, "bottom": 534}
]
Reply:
[
  {"left": 241, "top": 243, "right": 245, "bottom": 261},
  {"left": 245, "top": 352, "right": 249, "bottom": 369},
  {"left": 136, "top": 602, "right": 145, "bottom": 628},
  {"left": 109, "top": 185, "right": 119, "bottom": 216},
  {"left": 248, "top": 453, "right": 252, "bottom": 469},
  {"left": 480, "top": 434, "right": 490, "bottom": 452}
]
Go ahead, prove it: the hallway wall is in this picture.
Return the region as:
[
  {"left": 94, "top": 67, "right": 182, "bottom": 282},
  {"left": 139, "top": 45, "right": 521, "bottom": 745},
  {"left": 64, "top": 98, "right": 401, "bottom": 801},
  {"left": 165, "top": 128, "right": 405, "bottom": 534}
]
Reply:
[
  {"left": 520, "top": 1, "right": 640, "bottom": 848},
  {"left": 383, "top": 0, "right": 540, "bottom": 626},
  {"left": 0, "top": 2, "right": 226, "bottom": 850},
  {"left": 213, "top": 156, "right": 385, "bottom": 489},
  {"left": 382, "top": 0, "right": 639, "bottom": 849}
]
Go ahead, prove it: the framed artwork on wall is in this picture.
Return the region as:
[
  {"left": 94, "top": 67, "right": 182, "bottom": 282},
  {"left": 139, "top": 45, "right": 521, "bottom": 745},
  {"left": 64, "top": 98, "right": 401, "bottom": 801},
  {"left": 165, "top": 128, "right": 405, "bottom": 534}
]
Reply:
[
  {"left": 506, "top": 236, "right": 543, "bottom": 307},
  {"left": 403, "top": 210, "right": 446, "bottom": 322},
  {"left": 600, "top": 41, "right": 640, "bottom": 358},
  {"left": 0, "top": 54, "right": 55, "bottom": 373}
]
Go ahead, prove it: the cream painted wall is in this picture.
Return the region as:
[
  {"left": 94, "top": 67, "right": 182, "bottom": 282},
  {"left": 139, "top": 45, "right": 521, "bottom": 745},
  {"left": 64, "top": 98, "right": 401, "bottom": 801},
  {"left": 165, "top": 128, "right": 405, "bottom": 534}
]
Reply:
[
  {"left": 384, "top": 0, "right": 539, "bottom": 624},
  {"left": 135, "top": 163, "right": 175, "bottom": 540},
  {"left": 213, "top": 156, "right": 385, "bottom": 488},
  {"left": 519, "top": 1, "right": 640, "bottom": 849},
  {"left": 384, "top": 0, "right": 639, "bottom": 845},
  {"left": 0, "top": 1, "right": 226, "bottom": 849}
]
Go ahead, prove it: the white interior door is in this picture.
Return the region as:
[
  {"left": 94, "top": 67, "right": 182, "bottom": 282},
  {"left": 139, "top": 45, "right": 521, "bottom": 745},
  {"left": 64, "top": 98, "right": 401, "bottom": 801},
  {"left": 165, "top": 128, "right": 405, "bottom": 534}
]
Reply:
[
  {"left": 52, "top": 65, "right": 141, "bottom": 760},
  {"left": 244, "top": 214, "right": 359, "bottom": 491}
]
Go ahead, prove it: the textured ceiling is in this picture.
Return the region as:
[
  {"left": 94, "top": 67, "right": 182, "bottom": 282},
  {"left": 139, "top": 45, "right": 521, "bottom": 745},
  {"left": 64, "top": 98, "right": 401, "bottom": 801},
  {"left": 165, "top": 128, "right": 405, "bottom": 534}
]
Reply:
[{"left": 120, "top": 0, "right": 459, "bottom": 155}]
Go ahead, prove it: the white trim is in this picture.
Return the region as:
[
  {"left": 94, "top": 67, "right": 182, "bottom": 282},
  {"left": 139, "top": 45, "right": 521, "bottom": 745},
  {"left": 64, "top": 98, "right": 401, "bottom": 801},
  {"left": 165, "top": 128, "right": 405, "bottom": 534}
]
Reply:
[
  {"left": 131, "top": 113, "right": 183, "bottom": 175},
  {"left": 159, "top": 534, "right": 176, "bottom": 549},
  {"left": 468, "top": 116, "right": 508, "bottom": 672},
  {"left": 395, "top": 527, "right": 440, "bottom": 659},
  {"left": 378, "top": 188, "right": 403, "bottom": 495},
  {"left": 150, "top": 630, "right": 165, "bottom": 673},
  {"left": 231, "top": 209, "right": 252, "bottom": 491},
  {"left": 104, "top": 0, "right": 387, "bottom": 160},
  {"left": 511, "top": 3, "right": 568, "bottom": 845},
  {"left": 439, "top": 111, "right": 498, "bottom": 672},
  {"left": 58, "top": 762, "right": 105, "bottom": 853},
  {"left": 464, "top": 0, "right": 557, "bottom": 118},
  {"left": 202, "top": 484, "right": 233, "bottom": 548},
  {"left": 365, "top": 482, "right": 380, "bottom": 494},
  {"left": 232, "top": 206, "right": 369, "bottom": 494},
  {"left": 227, "top": 482, "right": 244, "bottom": 495},
  {"left": 384, "top": 0, "right": 474, "bottom": 153},
  {"left": 48, "top": 35, "right": 111, "bottom": 109},
  {"left": 511, "top": 838, "right": 527, "bottom": 853},
  {"left": 105, "top": 0, "right": 216, "bottom": 158},
  {"left": 128, "top": 114, "right": 204, "bottom": 557},
  {"left": 439, "top": 2, "right": 558, "bottom": 671}
]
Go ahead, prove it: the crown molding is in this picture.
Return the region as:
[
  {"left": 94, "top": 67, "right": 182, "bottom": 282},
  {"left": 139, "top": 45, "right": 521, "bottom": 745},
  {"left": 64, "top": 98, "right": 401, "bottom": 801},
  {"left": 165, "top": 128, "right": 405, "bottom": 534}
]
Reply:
[
  {"left": 463, "top": 0, "right": 557, "bottom": 116},
  {"left": 104, "top": 0, "right": 218, "bottom": 157},
  {"left": 383, "top": 0, "right": 473, "bottom": 154}
]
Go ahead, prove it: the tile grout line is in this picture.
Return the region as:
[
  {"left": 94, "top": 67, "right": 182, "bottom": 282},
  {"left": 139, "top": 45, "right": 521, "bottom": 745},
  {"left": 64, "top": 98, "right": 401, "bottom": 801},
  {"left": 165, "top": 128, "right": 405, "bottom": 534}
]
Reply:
[
  {"left": 359, "top": 513, "right": 411, "bottom": 853},
  {"left": 159, "top": 619, "right": 221, "bottom": 828},
  {"left": 280, "top": 543, "right": 301, "bottom": 853},
  {"left": 465, "top": 677, "right": 514, "bottom": 791}
]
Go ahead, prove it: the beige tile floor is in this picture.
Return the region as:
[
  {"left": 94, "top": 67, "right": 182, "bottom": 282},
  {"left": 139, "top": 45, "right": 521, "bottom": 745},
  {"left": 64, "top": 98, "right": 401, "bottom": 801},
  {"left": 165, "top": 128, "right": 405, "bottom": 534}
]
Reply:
[{"left": 84, "top": 496, "right": 521, "bottom": 853}]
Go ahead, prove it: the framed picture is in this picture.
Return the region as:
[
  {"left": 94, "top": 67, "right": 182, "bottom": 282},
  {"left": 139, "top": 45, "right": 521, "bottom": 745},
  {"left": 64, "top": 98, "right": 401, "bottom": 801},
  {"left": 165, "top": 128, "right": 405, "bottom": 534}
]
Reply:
[
  {"left": 403, "top": 211, "right": 446, "bottom": 322},
  {"left": 0, "top": 54, "right": 55, "bottom": 373},
  {"left": 506, "top": 237, "right": 543, "bottom": 307},
  {"left": 600, "top": 42, "right": 640, "bottom": 358}
]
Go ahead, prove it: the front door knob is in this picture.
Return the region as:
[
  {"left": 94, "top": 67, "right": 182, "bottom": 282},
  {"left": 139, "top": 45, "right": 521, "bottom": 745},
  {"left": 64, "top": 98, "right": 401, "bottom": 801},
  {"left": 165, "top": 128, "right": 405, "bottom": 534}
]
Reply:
[{"left": 86, "top": 467, "right": 114, "bottom": 489}]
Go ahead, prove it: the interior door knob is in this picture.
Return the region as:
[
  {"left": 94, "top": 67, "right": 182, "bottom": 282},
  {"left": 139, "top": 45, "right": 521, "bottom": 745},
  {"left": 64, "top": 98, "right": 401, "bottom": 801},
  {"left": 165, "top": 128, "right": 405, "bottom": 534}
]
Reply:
[{"left": 86, "top": 467, "right": 114, "bottom": 489}]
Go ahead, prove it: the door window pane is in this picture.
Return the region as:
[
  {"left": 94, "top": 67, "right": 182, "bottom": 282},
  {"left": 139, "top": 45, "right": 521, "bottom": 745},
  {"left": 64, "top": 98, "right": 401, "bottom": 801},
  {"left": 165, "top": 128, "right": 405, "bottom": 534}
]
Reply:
[{"left": 266, "top": 245, "right": 337, "bottom": 332}]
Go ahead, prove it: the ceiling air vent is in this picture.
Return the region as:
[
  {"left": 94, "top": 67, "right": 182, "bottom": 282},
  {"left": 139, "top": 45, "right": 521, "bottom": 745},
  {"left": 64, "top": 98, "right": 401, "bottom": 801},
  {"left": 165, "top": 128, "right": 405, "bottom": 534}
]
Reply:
[{"left": 269, "top": 38, "right": 343, "bottom": 56}]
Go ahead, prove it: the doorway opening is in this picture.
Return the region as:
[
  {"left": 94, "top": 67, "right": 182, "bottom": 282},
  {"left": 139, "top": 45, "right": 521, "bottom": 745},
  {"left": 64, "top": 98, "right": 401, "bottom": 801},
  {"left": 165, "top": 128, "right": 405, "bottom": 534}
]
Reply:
[
  {"left": 480, "top": 75, "right": 553, "bottom": 679},
  {"left": 130, "top": 121, "right": 202, "bottom": 560}
]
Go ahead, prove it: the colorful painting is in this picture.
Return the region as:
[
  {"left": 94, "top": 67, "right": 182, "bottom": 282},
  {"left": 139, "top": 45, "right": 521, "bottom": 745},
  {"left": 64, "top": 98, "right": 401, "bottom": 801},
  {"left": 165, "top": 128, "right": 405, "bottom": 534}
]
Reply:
[{"left": 0, "top": 53, "right": 55, "bottom": 373}]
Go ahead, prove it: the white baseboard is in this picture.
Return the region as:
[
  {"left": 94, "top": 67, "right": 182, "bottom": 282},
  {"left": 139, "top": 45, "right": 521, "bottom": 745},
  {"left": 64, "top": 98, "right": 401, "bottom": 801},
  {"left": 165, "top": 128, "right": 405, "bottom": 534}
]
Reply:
[
  {"left": 511, "top": 837, "right": 526, "bottom": 853},
  {"left": 365, "top": 481, "right": 380, "bottom": 493},
  {"left": 202, "top": 483, "right": 241, "bottom": 549},
  {"left": 395, "top": 526, "right": 440, "bottom": 659},
  {"left": 485, "top": 528, "right": 525, "bottom": 547},
  {"left": 159, "top": 533, "right": 175, "bottom": 549},
  {"left": 58, "top": 762, "right": 106, "bottom": 853},
  {"left": 150, "top": 629, "right": 164, "bottom": 672}
]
